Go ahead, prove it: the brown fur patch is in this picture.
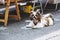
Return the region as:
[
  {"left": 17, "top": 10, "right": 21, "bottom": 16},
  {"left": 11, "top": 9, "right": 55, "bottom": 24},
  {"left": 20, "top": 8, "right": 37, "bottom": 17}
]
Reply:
[
  {"left": 45, "top": 18, "right": 49, "bottom": 27},
  {"left": 48, "top": 14, "right": 54, "bottom": 21},
  {"left": 36, "top": 12, "right": 42, "bottom": 22}
]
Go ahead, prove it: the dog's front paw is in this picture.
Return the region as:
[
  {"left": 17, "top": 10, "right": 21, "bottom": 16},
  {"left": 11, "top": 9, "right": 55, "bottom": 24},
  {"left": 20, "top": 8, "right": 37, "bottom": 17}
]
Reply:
[
  {"left": 26, "top": 24, "right": 32, "bottom": 28},
  {"left": 26, "top": 24, "right": 34, "bottom": 28},
  {"left": 32, "top": 26, "right": 40, "bottom": 29},
  {"left": 32, "top": 26, "right": 37, "bottom": 29}
]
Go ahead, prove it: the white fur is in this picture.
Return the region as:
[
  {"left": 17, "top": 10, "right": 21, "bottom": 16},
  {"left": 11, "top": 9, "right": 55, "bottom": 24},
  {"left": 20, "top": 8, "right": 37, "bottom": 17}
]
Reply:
[
  {"left": 48, "top": 17, "right": 54, "bottom": 25},
  {"left": 26, "top": 17, "right": 48, "bottom": 28},
  {"left": 43, "top": 13, "right": 54, "bottom": 25},
  {"left": 33, "top": 18, "right": 47, "bottom": 28},
  {"left": 26, "top": 21, "right": 34, "bottom": 27},
  {"left": 43, "top": 13, "right": 52, "bottom": 17},
  {"left": 33, "top": 18, "right": 53, "bottom": 28},
  {"left": 31, "top": 11, "right": 37, "bottom": 16},
  {"left": 31, "top": 9, "right": 40, "bottom": 16},
  {"left": 26, "top": 9, "right": 54, "bottom": 28}
]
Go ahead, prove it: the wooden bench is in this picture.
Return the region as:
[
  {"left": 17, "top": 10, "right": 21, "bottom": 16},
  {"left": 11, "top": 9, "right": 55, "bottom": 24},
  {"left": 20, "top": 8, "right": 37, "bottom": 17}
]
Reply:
[{"left": 0, "top": 0, "right": 21, "bottom": 26}]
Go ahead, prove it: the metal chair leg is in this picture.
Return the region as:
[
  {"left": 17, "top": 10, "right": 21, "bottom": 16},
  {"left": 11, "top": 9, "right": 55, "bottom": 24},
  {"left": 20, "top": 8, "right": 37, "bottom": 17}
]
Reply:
[
  {"left": 40, "top": 1, "right": 43, "bottom": 14},
  {"left": 55, "top": 3, "right": 58, "bottom": 10}
]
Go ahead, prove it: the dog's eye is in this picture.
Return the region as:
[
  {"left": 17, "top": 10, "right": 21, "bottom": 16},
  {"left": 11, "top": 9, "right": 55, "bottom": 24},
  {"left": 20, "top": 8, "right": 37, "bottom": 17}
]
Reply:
[
  {"left": 32, "top": 15, "right": 34, "bottom": 16},
  {"left": 35, "top": 15, "right": 37, "bottom": 17},
  {"left": 31, "top": 14, "right": 34, "bottom": 17},
  {"left": 36, "top": 14, "right": 38, "bottom": 16}
]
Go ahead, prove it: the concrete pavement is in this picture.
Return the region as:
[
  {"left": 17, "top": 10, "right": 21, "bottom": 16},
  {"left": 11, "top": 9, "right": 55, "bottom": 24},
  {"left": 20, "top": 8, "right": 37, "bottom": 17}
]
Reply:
[{"left": 0, "top": 10, "right": 60, "bottom": 40}]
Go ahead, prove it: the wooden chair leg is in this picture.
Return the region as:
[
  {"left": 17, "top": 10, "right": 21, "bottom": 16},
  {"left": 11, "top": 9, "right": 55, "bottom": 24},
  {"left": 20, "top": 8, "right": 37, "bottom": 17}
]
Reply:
[
  {"left": 0, "top": 0, "right": 21, "bottom": 26},
  {"left": 14, "top": 0, "right": 21, "bottom": 21},
  {"left": 4, "top": 0, "right": 10, "bottom": 26}
]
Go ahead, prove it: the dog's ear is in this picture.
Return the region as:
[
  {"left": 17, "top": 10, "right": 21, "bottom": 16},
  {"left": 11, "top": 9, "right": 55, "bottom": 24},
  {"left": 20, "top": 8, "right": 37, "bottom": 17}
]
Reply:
[
  {"left": 36, "top": 12, "right": 42, "bottom": 22},
  {"left": 30, "top": 13, "right": 33, "bottom": 20},
  {"left": 30, "top": 11, "right": 33, "bottom": 13}
]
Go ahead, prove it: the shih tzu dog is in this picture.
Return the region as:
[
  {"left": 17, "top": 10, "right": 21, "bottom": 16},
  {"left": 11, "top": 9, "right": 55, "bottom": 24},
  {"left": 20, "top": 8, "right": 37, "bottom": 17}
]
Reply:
[{"left": 26, "top": 9, "right": 54, "bottom": 28}]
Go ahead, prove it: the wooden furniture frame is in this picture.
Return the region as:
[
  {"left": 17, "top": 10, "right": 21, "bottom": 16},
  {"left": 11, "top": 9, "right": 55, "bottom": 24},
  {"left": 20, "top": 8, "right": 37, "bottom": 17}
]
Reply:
[{"left": 0, "top": 0, "right": 21, "bottom": 26}]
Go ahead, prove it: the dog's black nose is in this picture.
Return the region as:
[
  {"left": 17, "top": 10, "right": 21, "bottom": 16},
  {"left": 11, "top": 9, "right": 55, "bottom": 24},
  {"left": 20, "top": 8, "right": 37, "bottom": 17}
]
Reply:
[
  {"left": 34, "top": 22, "right": 37, "bottom": 25},
  {"left": 33, "top": 16, "right": 36, "bottom": 19},
  {"left": 33, "top": 16, "right": 35, "bottom": 18}
]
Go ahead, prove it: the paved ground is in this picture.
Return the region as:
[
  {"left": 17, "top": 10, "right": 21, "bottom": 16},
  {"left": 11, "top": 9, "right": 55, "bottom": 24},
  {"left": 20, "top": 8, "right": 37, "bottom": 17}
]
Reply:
[
  {"left": 0, "top": 10, "right": 60, "bottom": 40},
  {"left": 34, "top": 30, "right": 60, "bottom": 40}
]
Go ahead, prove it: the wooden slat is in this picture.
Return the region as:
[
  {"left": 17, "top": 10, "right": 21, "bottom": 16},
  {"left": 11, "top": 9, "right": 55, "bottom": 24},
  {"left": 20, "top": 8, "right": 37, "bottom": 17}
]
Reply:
[
  {"left": 10, "top": 0, "right": 22, "bottom": 2},
  {"left": 0, "top": 0, "right": 22, "bottom": 4},
  {"left": 9, "top": 15, "right": 17, "bottom": 18},
  {"left": 0, "top": 19, "right": 4, "bottom": 22}
]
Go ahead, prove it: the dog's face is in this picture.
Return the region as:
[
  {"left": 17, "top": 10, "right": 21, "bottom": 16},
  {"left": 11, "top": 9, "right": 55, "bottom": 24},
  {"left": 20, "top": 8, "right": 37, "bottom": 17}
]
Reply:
[{"left": 30, "top": 9, "right": 42, "bottom": 25}]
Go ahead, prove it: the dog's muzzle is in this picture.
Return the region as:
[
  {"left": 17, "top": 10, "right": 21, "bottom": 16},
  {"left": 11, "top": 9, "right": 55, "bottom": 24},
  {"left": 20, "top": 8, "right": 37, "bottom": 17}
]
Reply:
[
  {"left": 33, "top": 22, "right": 37, "bottom": 25},
  {"left": 33, "top": 19, "right": 38, "bottom": 25}
]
